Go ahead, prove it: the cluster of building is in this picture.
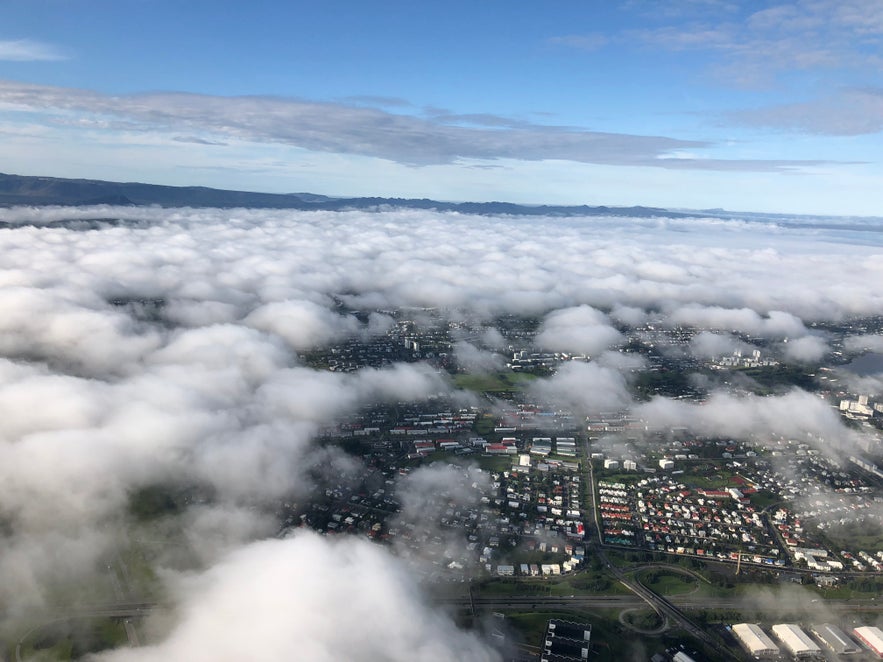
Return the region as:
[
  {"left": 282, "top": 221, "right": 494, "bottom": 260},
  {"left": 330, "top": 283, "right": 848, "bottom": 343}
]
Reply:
[
  {"left": 771, "top": 501, "right": 883, "bottom": 573},
  {"left": 530, "top": 436, "right": 578, "bottom": 458},
  {"left": 711, "top": 349, "right": 778, "bottom": 369},
  {"left": 636, "top": 478, "right": 780, "bottom": 562},
  {"left": 594, "top": 473, "right": 783, "bottom": 564},
  {"left": 309, "top": 335, "right": 407, "bottom": 372},
  {"left": 586, "top": 411, "right": 644, "bottom": 435},
  {"left": 496, "top": 403, "right": 580, "bottom": 432},
  {"left": 590, "top": 433, "right": 756, "bottom": 473},
  {"left": 508, "top": 349, "right": 588, "bottom": 371},
  {"left": 839, "top": 394, "right": 883, "bottom": 423},
  {"left": 597, "top": 480, "right": 635, "bottom": 546},
  {"left": 731, "top": 622, "right": 883, "bottom": 659},
  {"left": 489, "top": 464, "right": 588, "bottom": 575}
]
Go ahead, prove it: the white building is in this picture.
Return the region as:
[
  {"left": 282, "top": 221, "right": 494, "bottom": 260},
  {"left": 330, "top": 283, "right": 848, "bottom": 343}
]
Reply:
[
  {"left": 854, "top": 626, "right": 883, "bottom": 658},
  {"left": 772, "top": 624, "right": 821, "bottom": 658},
  {"left": 811, "top": 623, "right": 860, "bottom": 655},
  {"left": 732, "top": 623, "right": 780, "bottom": 658}
]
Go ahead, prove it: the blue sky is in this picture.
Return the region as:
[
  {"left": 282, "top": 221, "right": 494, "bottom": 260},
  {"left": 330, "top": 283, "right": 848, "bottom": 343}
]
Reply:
[{"left": 1, "top": 0, "right": 882, "bottom": 214}]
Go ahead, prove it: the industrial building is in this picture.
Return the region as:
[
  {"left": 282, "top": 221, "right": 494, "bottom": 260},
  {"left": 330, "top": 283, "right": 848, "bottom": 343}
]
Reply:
[
  {"left": 732, "top": 623, "right": 780, "bottom": 658},
  {"left": 540, "top": 619, "right": 591, "bottom": 662},
  {"left": 854, "top": 626, "right": 883, "bottom": 659},
  {"left": 771, "top": 624, "right": 822, "bottom": 659},
  {"left": 811, "top": 623, "right": 860, "bottom": 655},
  {"left": 672, "top": 652, "right": 698, "bottom": 662}
]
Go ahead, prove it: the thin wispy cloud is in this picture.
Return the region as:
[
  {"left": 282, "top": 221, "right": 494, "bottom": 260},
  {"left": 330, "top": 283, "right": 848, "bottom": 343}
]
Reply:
[
  {"left": 546, "top": 33, "right": 609, "bottom": 51},
  {"left": 0, "top": 79, "right": 830, "bottom": 171},
  {"left": 0, "top": 38, "right": 67, "bottom": 61},
  {"left": 733, "top": 87, "right": 883, "bottom": 136},
  {"left": 555, "top": 2, "right": 883, "bottom": 91}
]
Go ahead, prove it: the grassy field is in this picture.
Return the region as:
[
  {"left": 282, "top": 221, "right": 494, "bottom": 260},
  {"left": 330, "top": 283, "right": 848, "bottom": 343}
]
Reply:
[
  {"left": 473, "top": 415, "right": 496, "bottom": 436},
  {"left": 18, "top": 617, "right": 129, "bottom": 661},
  {"left": 747, "top": 489, "right": 780, "bottom": 510},
  {"left": 621, "top": 608, "right": 664, "bottom": 630},
  {"left": 477, "top": 571, "right": 631, "bottom": 597},
  {"left": 453, "top": 372, "right": 538, "bottom": 393},
  {"left": 820, "top": 520, "right": 883, "bottom": 553},
  {"left": 636, "top": 569, "right": 699, "bottom": 596}
]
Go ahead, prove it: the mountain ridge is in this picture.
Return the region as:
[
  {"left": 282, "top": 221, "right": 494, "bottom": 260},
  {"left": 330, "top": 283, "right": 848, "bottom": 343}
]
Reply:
[{"left": 0, "top": 172, "right": 692, "bottom": 218}]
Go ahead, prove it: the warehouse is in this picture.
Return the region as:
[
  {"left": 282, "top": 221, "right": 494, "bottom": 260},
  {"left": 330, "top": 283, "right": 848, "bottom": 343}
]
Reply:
[
  {"left": 811, "top": 623, "right": 860, "bottom": 655},
  {"left": 547, "top": 620, "right": 591, "bottom": 642},
  {"left": 540, "top": 619, "right": 592, "bottom": 661},
  {"left": 772, "top": 624, "right": 822, "bottom": 658},
  {"left": 854, "top": 626, "right": 883, "bottom": 659},
  {"left": 732, "top": 623, "right": 780, "bottom": 658}
]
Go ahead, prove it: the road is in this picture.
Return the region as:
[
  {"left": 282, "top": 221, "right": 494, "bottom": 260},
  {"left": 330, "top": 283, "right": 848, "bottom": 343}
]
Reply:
[
  {"left": 585, "top": 460, "right": 737, "bottom": 657},
  {"left": 15, "top": 593, "right": 883, "bottom": 662},
  {"left": 443, "top": 593, "right": 883, "bottom": 613}
]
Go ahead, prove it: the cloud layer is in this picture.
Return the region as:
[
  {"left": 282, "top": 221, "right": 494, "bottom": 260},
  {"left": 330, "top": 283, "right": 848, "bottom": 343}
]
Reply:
[
  {"left": 0, "top": 80, "right": 831, "bottom": 171},
  {"left": 91, "top": 532, "right": 500, "bottom": 662},
  {"left": 0, "top": 204, "right": 877, "bottom": 655}
]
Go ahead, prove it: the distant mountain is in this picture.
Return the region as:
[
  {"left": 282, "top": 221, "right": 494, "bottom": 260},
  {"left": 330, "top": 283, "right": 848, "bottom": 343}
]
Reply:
[
  {"left": 0, "top": 173, "right": 315, "bottom": 209},
  {"left": 0, "top": 172, "right": 694, "bottom": 218}
]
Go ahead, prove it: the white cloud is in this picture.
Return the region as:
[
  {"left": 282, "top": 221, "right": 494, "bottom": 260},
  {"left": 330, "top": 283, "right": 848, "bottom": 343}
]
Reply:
[
  {"left": 781, "top": 335, "right": 829, "bottom": 363},
  {"left": 245, "top": 299, "right": 361, "bottom": 351},
  {"left": 453, "top": 341, "right": 506, "bottom": 373},
  {"left": 0, "top": 204, "right": 875, "bottom": 655},
  {"left": 668, "top": 305, "right": 808, "bottom": 338},
  {"left": 528, "top": 361, "right": 633, "bottom": 413},
  {"left": 0, "top": 79, "right": 827, "bottom": 171},
  {"left": 0, "top": 39, "right": 66, "bottom": 62},
  {"left": 635, "top": 389, "right": 855, "bottom": 448},
  {"left": 91, "top": 532, "right": 500, "bottom": 662},
  {"left": 535, "top": 305, "right": 623, "bottom": 356},
  {"left": 844, "top": 333, "right": 883, "bottom": 353},
  {"left": 689, "top": 330, "right": 755, "bottom": 359}
]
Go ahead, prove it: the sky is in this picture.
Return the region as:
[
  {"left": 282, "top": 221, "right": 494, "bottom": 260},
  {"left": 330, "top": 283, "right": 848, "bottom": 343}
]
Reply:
[{"left": 1, "top": 0, "right": 883, "bottom": 214}]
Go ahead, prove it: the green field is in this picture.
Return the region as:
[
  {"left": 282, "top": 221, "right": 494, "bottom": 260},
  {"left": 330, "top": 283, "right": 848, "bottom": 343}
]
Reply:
[
  {"left": 820, "top": 520, "right": 883, "bottom": 553},
  {"left": 453, "top": 372, "right": 538, "bottom": 393},
  {"left": 477, "top": 571, "right": 630, "bottom": 598},
  {"left": 636, "top": 569, "right": 699, "bottom": 596},
  {"left": 17, "top": 617, "right": 129, "bottom": 661},
  {"left": 621, "top": 608, "right": 664, "bottom": 631}
]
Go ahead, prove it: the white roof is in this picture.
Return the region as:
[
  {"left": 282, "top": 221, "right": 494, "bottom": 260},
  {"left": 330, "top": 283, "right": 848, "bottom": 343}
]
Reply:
[
  {"left": 772, "top": 624, "right": 821, "bottom": 655},
  {"left": 733, "top": 623, "right": 780, "bottom": 655},
  {"left": 855, "top": 626, "right": 883, "bottom": 654}
]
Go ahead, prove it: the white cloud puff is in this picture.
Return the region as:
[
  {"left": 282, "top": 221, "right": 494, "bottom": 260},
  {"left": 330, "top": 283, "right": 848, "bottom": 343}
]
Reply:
[
  {"left": 535, "top": 305, "right": 623, "bottom": 356},
  {"left": 90, "top": 532, "right": 500, "bottom": 662}
]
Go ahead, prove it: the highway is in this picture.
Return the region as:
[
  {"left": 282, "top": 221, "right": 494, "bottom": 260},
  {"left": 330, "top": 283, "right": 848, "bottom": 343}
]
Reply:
[
  {"left": 14, "top": 592, "right": 883, "bottom": 662},
  {"left": 442, "top": 593, "right": 883, "bottom": 613},
  {"left": 585, "top": 460, "right": 735, "bottom": 656}
]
